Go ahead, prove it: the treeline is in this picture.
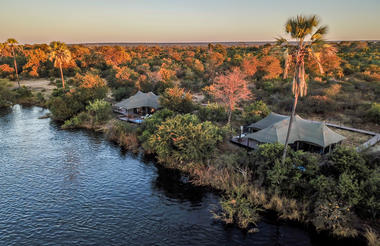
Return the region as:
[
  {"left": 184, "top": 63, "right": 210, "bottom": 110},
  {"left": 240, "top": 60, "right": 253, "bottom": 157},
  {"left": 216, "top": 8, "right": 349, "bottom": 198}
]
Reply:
[{"left": 1, "top": 40, "right": 379, "bottom": 90}]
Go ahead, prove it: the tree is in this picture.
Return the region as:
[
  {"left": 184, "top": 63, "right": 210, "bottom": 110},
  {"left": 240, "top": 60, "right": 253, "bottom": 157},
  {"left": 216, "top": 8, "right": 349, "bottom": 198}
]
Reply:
[
  {"left": 2, "top": 39, "right": 23, "bottom": 87},
  {"left": 49, "top": 41, "right": 72, "bottom": 88},
  {"left": 257, "top": 56, "right": 282, "bottom": 80},
  {"left": 277, "top": 15, "right": 328, "bottom": 164},
  {"left": 148, "top": 114, "right": 224, "bottom": 166},
  {"left": 23, "top": 48, "right": 48, "bottom": 77},
  {"left": 209, "top": 68, "right": 251, "bottom": 124},
  {"left": 241, "top": 55, "right": 258, "bottom": 77},
  {"left": 159, "top": 86, "right": 195, "bottom": 113}
]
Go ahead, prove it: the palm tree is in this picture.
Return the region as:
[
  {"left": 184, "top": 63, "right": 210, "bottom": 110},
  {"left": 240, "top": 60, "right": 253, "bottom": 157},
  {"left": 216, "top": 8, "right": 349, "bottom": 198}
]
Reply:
[
  {"left": 49, "top": 41, "right": 72, "bottom": 89},
  {"left": 3, "top": 39, "right": 23, "bottom": 87},
  {"left": 277, "top": 15, "right": 327, "bottom": 164}
]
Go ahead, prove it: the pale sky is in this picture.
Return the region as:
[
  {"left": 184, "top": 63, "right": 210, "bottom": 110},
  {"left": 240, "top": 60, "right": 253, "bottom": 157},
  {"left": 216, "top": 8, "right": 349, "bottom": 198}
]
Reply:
[{"left": 0, "top": 0, "right": 379, "bottom": 44}]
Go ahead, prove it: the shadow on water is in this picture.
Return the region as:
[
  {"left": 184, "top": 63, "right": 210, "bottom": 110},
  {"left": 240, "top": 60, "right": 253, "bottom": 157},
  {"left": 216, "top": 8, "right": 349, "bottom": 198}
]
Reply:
[
  {"left": 153, "top": 165, "right": 208, "bottom": 204},
  {"left": 0, "top": 105, "right": 368, "bottom": 246},
  {"left": 0, "top": 106, "right": 12, "bottom": 117}
]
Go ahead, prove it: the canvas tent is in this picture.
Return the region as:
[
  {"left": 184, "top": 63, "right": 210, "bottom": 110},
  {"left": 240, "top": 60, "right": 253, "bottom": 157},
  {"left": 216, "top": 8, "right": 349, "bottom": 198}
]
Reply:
[
  {"left": 245, "top": 113, "right": 345, "bottom": 152},
  {"left": 115, "top": 91, "right": 160, "bottom": 115},
  {"left": 247, "top": 112, "right": 288, "bottom": 131}
]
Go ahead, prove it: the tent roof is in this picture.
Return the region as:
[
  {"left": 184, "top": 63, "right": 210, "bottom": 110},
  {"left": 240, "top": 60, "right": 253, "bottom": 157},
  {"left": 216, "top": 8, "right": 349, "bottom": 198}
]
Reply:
[
  {"left": 248, "top": 112, "right": 289, "bottom": 130},
  {"left": 115, "top": 91, "right": 160, "bottom": 110},
  {"left": 246, "top": 114, "right": 346, "bottom": 148}
]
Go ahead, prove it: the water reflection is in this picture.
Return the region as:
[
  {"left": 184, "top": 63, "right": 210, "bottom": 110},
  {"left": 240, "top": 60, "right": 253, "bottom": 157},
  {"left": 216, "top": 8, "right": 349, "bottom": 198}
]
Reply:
[
  {"left": 153, "top": 166, "right": 207, "bottom": 204},
  {"left": 0, "top": 106, "right": 365, "bottom": 246}
]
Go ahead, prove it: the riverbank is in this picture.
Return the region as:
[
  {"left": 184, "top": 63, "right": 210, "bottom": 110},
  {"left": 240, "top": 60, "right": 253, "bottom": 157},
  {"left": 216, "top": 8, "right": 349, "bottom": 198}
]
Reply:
[
  {"left": 55, "top": 108, "right": 378, "bottom": 246},
  {"left": 3, "top": 78, "right": 378, "bottom": 245}
]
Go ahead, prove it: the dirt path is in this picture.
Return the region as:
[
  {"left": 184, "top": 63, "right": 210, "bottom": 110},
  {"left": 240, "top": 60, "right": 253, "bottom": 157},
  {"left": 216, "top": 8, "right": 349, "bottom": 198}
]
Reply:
[{"left": 11, "top": 79, "right": 56, "bottom": 96}]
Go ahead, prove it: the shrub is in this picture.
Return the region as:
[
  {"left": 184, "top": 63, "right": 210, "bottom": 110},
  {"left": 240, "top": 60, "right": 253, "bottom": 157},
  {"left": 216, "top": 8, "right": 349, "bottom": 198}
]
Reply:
[
  {"left": 367, "top": 102, "right": 380, "bottom": 124},
  {"left": 112, "top": 86, "right": 136, "bottom": 101},
  {"left": 325, "top": 146, "right": 368, "bottom": 180},
  {"left": 62, "top": 113, "right": 85, "bottom": 129},
  {"left": 86, "top": 99, "right": 112, "bottom": 124},
  {"left": 337, "top": 172, "right": 362, "bottom": 207},
  {"left": 214, "top": 184, "right": 261, "bottom": 229},
  {"left": 148, "top": 114, "right": 224, "bottom": 166},
  {"left": 360, "top": 167, "right": 380, "bottom": 219},
  {"left": 105, "top": 120, "right": 139, "bottom": 152},
  {"left": 139, "top": 108, "right": 175, "bottom": 151},
  {"left": 197, "top": 103, "right": 226, "bottom": 123},
  {"left": 47, "top": 85, "right": 107, "bottom": 121},
  {"left": 0, "top": 79, "right": 15, "bottom": 108},
  {"left": 47, "top": 94, "right": 84, "bottom": 121},
  {"left": 312, "top": 199, "right": 358, "bottom": 237},
  {"left": 159, "top": 86, "right": 195, "bottom": 114},
  {"left": 242, "top": 100, "right": 270, "bottom": 124}
]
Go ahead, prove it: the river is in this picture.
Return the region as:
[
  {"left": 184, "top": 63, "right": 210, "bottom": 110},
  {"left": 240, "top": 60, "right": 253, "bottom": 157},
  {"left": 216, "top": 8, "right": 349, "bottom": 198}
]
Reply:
[{"left": 0, "top": 105, "right": 358, "bottom": 246}]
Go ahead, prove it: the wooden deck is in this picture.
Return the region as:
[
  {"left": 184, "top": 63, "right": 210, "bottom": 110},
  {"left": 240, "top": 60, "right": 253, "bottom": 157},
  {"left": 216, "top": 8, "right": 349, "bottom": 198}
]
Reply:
[
  {"left": 230, "top": 137, "right": 258, "bottom": 150},
  {"left": 357, "top": 134, "right": 380, "bottom": 152},
  {"left": 325, "top": 123, "right": 378, "bottom": 136},
  {"left": 117, "top": 116, "right": 144, "bottom": 124},
  {"left": 320, "top": 122, "right": 380, "bottom": 152}
]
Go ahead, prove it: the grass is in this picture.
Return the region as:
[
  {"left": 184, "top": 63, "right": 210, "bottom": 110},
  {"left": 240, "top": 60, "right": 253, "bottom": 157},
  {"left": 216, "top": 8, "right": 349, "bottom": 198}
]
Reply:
[{"left": 364, "top": 227, "right": 380, "bottom": 246}]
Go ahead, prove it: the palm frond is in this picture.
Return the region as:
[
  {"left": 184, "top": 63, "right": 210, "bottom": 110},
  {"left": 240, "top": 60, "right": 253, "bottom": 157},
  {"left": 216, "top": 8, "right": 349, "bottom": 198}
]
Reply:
[{"left": 275, "top": 37, "right": 288, "bottom": 46}]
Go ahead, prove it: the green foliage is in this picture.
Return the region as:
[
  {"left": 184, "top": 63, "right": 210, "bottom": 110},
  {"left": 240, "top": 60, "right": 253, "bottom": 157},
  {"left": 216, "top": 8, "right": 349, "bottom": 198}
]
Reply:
[
  {"left": 159, "top": 87, "right": 195, "bottom": 114},
  {"left": 197, "top": 103, "right": 226, "bottom": 123},
  {"left": 0, "top": 79, "right": 15, "bottom": 107},
  {"left": 242, "top": 100, "right": 271, "bottom": 124},
  {"left": 14, "top": 86, "right": 33, "bottom": 98},
  {"left": 148, "top": 114, "right": 224, "bottom": 166},
  {"left": 326, "top": 146, "right": 368, "bottom": 180},
  {"left": 312, "top": 200, "right": 358, "bottom": 238},
  {"left": 47, "top": 86, "right": 107, "bottom": 121},
  {"left": 360, "top": 167, "right": 380, "bottom": 219},
  {"left": 112, "top": 86, "right": 136, "bottom": 101},
  {"left": 367, "top": 102, "right": 380, "bottom": 124},
  {"left": 139, "top": 108, "right": 175, "bottom": 151},
  {"left": 62, "top": 112, "right": 88, "bottom": 129},
  {"left": 47, "top": 93, "right": 85, "bottom": 121},
  {"left": 216, "top": 184, "right": 261, "bottom": 229},
  {"left": 86, "top": 99, "right": 112, "bottom": 124}
]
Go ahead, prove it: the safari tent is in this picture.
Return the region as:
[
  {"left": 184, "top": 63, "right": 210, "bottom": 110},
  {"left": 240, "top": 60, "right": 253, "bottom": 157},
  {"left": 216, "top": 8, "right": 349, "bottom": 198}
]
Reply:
[
  {"left": 114, "top": 91, "right": 160, "bottom": 116},
  {"left": 245, "top": 113, "right": 346, "bottom": 153}
]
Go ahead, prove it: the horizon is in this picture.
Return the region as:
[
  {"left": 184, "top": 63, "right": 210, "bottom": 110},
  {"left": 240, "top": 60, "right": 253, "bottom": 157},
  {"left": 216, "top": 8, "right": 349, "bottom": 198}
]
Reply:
[
  {"left": 1, "top": 0, "right": 379, "bottom": 44},
  {"left": 16, "top": 39, "right": 380, "bottom": 46}
]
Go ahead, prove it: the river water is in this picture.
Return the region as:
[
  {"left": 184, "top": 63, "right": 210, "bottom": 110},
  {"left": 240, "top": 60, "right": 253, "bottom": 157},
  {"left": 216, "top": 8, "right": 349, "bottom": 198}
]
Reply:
[{"left": 0, "top": 105, "right": 359, "bottom": 246}]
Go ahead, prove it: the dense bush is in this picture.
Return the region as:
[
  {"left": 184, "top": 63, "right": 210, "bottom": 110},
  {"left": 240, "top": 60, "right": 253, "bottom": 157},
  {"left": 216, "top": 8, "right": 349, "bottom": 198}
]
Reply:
[
  {"left": 0, "top": 79, "right": 15, "bottom": 107},
  {"left": 139, "top": 108, "right": 175, "bottom": 151},
  {"left": 215, "top": 184, "right": 261, "bottom": 229},
  {"left": 105, "top": 120, "right": 139, "bottom": 152},
  {"left": 197, "top": 103, "right": 226, "bottom": 123},
  {"left": 367, "top": 102, "right": 380, "bottom": 124},
  {"left": 159, "top": 86, "right": 195, "bottom": 114},
  {"left": 245, "top": 143, "right": 379, "bottom": 236},
  {"left": 47, "top": 92, "right": 85, "bottom": 121},
  {"left": 48, "top": 85, "right": 107, "bottom": 121},
  {"left": 148, "top": 114, "right": 224, "bottom": 166},
  {"left": 86, "top": 99, "right": 112, "bottom": 124},
  {"left": 242, "top": 100, "right": 270, "bottom": 124}
]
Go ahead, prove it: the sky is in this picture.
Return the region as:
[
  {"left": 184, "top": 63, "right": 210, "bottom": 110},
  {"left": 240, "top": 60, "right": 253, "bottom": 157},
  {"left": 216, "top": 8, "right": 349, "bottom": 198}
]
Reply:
[{"left": 0, "top": 0, "right": 379, "bottom": 44}]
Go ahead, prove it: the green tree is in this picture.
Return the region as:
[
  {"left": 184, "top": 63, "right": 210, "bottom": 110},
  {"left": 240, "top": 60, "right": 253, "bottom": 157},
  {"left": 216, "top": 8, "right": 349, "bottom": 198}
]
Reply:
[
  {"left": 148, "top": 114, "right": 224, "bottom": 166},
  {"left": 242, "top": 100, "right": 270, "bottom": 124},
  {"left": 159, "top": 86, "right": 195, "bottom": 114}
]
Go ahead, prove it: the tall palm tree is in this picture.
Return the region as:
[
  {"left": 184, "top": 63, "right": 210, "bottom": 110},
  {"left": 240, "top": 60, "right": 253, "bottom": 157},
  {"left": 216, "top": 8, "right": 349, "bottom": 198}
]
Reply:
[
  {"left": 3, "top": 39, "right": 23, "bottom": 87},
  {"left": 49, "top": 41, "right": 72, "bottom": 89},
  {"left": 277, "top": 15, "right": 327, "bottom": 164}
]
